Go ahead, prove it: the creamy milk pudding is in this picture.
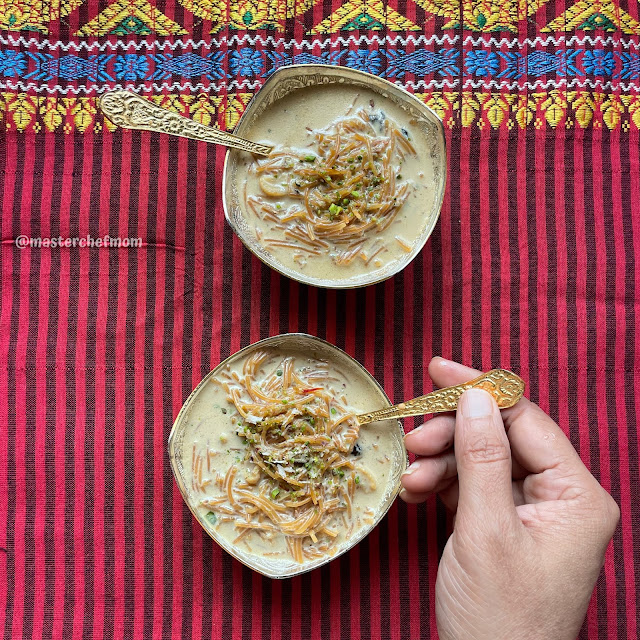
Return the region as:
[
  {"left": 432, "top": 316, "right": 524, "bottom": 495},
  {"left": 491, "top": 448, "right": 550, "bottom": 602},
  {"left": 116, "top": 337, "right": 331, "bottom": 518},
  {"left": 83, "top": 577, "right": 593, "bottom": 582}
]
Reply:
[
  {"left": 225, "top": 81, "right": 442, "bottom": 287},
  {"left": 169, "top": 335, "right": 406, "bottom": 578}
]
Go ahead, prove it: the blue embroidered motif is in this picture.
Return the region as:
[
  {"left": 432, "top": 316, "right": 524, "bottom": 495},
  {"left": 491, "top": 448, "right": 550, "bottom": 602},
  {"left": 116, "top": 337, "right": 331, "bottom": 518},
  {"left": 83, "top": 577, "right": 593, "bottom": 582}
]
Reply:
[
  {"left": 0, "top": 50, "right": 27, "bottom": 77},
  {"left": 496, "top": 53, "right": 527, "bottom": 79},
  {"left": 615, "top": 52, "right": 640, "bottom": 80},
  {"left": 385, "top": 49, "right": 459, "bottom": 78},
  {"left": 465, "top": 51, "right": 499, "bottom": 76},
  {"left": 497, "top": 50, "right": 581, "bottom": 79},
  {"left": 113, "top": 54, "right": 148, "bottom": 80},
  {"left": 228, "top": 48, "right": 264, "bottom": 77},
  {"left": 265, "top": 51, "right": 343, "bottom": 75},
  {"left": 526, "top": 50, "right": 581, "bottom": 77},
  {"left": 151, "top": 52, "right": 225, "bottom": 80},
  {"left": 582, "top": 51, "right": 615, "bottom": 77},
  {"left": 25, "top": 53, "right": 114, "bottom": 82},
  {"left": 0, "top": 47, "right": 635, "bottom": 86},
  {"left": 345, "top": 50, "right": 383, "bottom": 75}
]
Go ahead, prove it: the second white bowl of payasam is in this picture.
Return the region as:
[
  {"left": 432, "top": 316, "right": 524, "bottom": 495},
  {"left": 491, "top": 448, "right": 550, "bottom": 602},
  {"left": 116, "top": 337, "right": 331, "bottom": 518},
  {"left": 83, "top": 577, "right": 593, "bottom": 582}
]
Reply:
[{"left": 222, "top": 65, "right": 447, "bottom": 289}]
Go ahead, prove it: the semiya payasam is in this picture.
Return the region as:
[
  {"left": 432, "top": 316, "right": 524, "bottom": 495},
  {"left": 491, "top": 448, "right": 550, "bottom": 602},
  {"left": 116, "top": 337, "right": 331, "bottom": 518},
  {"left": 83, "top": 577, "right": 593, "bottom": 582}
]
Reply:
[
  {"left": 171, "top": 337, "right": 406, "bottom": 577},
  {"left": 232, "top": 84, "right": 440, "bottom": 286},
  {"left": 248, "top": 108, "right": 415, "bottom": 270}
]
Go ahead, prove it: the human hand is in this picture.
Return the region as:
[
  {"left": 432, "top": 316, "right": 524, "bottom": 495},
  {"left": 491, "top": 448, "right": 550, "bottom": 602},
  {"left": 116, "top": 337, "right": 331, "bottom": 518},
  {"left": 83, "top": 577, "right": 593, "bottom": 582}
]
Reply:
[{"left": 401, "top": 358, "right": 619, "bottom": 640}]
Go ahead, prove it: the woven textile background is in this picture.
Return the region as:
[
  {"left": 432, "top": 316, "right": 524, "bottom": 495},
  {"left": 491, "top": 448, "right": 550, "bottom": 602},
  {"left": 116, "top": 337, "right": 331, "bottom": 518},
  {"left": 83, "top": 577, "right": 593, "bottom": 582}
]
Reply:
[{"left": 1, "top": 0, "right": 640, "bottom": 637}]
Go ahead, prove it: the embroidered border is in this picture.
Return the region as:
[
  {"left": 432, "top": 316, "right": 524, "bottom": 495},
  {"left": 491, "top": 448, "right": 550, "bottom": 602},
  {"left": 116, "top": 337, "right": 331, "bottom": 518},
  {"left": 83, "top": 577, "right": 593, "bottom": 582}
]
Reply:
[
  {"left": 1, "top": 33, "right": 640, "bottom": 52},
  {"left": 1, "top": 48, "right": 640, "bottom": 92}
]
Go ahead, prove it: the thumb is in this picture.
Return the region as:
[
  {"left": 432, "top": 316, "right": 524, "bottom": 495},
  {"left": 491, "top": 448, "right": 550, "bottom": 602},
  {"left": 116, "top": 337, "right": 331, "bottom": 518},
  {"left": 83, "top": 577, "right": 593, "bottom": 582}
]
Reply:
[{"left": 454, "top": 388, "right": 518, "bottom": 528}]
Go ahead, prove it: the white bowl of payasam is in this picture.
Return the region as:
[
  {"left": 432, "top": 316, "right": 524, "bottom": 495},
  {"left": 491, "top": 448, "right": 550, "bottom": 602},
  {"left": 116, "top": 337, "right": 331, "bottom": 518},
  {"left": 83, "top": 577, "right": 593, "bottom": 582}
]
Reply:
[
  {"left": 168, "top": 334, "right": 407, "bottom": 579},
  {"left": 222, "top": 65, "right": 447, "bottom": 289}
]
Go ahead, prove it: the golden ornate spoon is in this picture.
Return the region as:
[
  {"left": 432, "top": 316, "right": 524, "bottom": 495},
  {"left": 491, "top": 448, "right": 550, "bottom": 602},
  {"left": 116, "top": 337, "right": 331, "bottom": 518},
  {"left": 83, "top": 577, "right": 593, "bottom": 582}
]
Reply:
[
  {"left": 98, "top": 90, "right": 273, "bottom": 156},
  {"left": 356, "top": 369, "right": 525, "bottom": 426}
]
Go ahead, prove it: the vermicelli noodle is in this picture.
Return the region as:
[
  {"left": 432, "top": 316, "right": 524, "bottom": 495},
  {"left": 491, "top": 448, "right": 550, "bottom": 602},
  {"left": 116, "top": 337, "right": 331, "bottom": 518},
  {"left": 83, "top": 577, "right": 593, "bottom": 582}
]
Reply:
[
  {"left": 249, "top": 109, "right": 417, "bottom": 267},
  {"left": 197, "top": 351, "right": 374, "bottom": 562}
]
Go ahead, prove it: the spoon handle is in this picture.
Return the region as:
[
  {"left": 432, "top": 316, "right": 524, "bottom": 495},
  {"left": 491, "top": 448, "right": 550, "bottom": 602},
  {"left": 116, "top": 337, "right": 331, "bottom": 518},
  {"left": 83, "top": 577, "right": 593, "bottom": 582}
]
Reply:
[
  {"left": 355, "top": 369, "right": 525, "bottom": 426},
  {"left": 98, "top": 90, "right": 273, "bottom": 156}
]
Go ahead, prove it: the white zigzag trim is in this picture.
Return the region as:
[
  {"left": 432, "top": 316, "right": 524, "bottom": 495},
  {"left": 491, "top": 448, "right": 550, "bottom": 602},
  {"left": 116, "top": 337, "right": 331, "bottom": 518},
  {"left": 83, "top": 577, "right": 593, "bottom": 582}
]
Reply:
[
  {"left": 1, "top": 32, "right": 638, "bottom": 56},
  {"left": 0, "top": 79, "right": 264, "bottom": 93},
  {"left": 2, "top": 77, "right": 640, "bottom": 94},
  {"left": 457, "top": 77, "right": 640, "bottom": 91},
  {"left": 0, "top": 32, "right": 458, "bottom": 52},
  {"left": 3, "top": 76, "right": 640, "bottom": 94},
  {"left": 389, "top": 78, "right": 461, "bottom": 89},
  {"left": 461, "top": 34, "right": 640, "bottom": 49},
  {"left": 398, "top": 78, "right": 640, "bottom": 91}
]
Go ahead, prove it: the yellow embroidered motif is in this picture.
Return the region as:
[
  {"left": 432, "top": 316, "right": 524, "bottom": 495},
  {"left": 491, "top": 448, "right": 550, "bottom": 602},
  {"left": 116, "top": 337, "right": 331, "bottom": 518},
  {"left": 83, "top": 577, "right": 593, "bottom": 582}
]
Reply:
[
  {"left": 178, "top": 0, "right": 316, "bottom": 31},
  {"left": 460, "top": 92, "right": 481, "bottom": 127},
  {"left": 149, "top": 94, "right": 189, "bottom": 113},
  {"left": 621, "top": 96, "right": 640, "bottom": 130},
  {"left": 2, "top": 92, "right": 639, "bottom": 132},
  {"left": 542, "top": 0, "right": 640, "bottom": 34},
  {"left": 514, "top": 95, "right": 537, "bottom": 128},
  {"left": 67, "top": 97, "right": 97, "bottom": 132},
  {"left": 0, "top": 0, "right": 83, "bottom": 33},
  {"left": 189, "top": 94, "right": 223, "bottom": 126},
  {"left": 225, "top": 93, "right": 253, "bottom": 129},
  {"left": 309, "top": 0, "right": 421, "bottom": 33},
  {"left": 41, "top": 97, "right": 67, "bottom": 132},
  {"left": 76, "top": 0, "right": 187, "bottom": 36},
  {"left": 414, "top": 0, "right": 549, "bottom": 31},
  {"left": 6, "top": 92, "right": 36, "bottom": 130},
  {"left": 537, "top": 90, "right": 566, "bottom": 127},
  {"left": 568, "top": 91, "right": 596, "bottom": 127},
  {"left": 414, "top": 92, "right": 450, "bottom": 121}
]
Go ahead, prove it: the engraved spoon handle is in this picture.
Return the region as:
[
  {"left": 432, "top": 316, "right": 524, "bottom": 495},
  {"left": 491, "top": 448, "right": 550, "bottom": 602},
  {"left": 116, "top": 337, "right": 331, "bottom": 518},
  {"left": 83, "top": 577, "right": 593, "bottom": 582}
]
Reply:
[
  {"left": 98, "top": 90, "right": 273, "bottom": 157},
  {"left": 356, "top": 369, "right": 525, "bottom": 426}
]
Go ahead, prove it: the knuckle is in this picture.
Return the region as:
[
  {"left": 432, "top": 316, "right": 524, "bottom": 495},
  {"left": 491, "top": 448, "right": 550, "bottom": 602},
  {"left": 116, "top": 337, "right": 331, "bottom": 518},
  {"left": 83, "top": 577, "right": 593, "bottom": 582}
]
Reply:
[
  {"left": 603, "top": 493, "right": 621, "bottom": 527},
  {"left": 588, "top": 491, "right": 620, "bottom": 537},
  {"left": 461, "top": 435, "right": 510, "bottom": 466}
]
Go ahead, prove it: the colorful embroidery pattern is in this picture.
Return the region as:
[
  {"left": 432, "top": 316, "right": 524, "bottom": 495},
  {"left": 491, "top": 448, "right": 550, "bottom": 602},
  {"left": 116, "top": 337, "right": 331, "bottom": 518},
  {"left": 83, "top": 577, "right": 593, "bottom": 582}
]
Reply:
[
  {"left": 542, "top": 0, "right": 640, "bottom": 35},
  {"left": 76, "top": 0, "right": 188, "bottom": 36},
  {"left": 413, "top": 0, "right": 549, "bottom": 31},
  {"left": 309, "top": 0, "right": 422, "bottom": 33},
  {"left": 0, "top": 0, "right": 83, "bottom": 33},
  {"left": 178, "top": 0, "right": 317, "bottom": 30},
  {"left": 1, "top": 0, "right": 640, "bottom": 131},
  {"left": 2, "top": 47, "right": 640, "bottom": 83}
]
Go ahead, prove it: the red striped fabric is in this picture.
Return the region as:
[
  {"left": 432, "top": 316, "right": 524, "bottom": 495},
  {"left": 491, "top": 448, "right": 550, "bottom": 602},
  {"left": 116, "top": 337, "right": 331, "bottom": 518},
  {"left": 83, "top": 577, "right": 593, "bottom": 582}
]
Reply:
[
  {"left": 2, "top": 124, "right": 639, "bottom": 638},
  {"left": 2, "top": 2, "right": 640, "bottom": 637}
]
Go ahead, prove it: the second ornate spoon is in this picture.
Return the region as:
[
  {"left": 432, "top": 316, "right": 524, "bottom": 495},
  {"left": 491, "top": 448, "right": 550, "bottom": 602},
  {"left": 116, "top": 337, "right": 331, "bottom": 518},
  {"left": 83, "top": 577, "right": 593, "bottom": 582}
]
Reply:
[
  {"left": 98, "top": 90, "right": 273, "bottom": 156},
  {"left": 355, "top": 369, "right": 525, "bottom": 426}
]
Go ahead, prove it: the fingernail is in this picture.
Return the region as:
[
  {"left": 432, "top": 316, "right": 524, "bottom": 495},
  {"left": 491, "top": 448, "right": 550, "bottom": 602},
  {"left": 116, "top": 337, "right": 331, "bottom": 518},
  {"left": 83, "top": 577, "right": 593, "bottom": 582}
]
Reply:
[
  {"left": 402, "top": 460, "right": 421, "bottom": 476},
  {"left": 405, "top": 424, "right": 424, "bottom": 437},
  {"left": 460, "top": 389, "right": 494, "bottom": 419}
]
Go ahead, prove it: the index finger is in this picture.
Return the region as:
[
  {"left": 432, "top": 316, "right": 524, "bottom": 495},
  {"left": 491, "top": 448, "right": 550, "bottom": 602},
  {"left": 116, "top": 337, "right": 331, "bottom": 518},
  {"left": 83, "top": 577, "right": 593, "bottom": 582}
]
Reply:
[{"left": 428, "top": 357, "right": 587, "bottom": 476}]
